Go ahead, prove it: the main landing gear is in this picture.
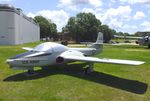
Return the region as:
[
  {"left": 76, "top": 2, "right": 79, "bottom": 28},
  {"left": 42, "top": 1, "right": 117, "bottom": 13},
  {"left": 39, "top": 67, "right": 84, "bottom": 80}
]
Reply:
[{"left": 84, "top": 63, "right": 94, "bottom": 74}]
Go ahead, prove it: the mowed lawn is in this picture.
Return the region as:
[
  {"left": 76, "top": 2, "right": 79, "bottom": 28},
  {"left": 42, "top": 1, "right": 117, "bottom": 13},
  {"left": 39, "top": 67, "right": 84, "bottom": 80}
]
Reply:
[{"left": 0, "top": 42, "right": 150, "bottom": 101}]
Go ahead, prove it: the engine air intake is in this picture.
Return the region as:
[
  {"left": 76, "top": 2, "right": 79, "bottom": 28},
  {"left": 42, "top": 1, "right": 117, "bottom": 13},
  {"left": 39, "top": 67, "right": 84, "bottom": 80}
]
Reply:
[{"left": 56, "top": 57, "right": 64, "bottom": 64}]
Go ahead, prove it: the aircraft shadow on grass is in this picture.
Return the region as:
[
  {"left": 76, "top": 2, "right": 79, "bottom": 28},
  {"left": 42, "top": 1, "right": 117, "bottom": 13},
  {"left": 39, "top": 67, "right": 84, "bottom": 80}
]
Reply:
[{"left": 3, "top": 63, "right": 148, "bottom": 94}]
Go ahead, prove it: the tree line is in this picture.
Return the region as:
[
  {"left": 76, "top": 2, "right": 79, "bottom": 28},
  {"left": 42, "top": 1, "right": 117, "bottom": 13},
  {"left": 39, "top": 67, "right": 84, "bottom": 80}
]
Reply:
[
  {"left": 34, "top": 13, "right": 131, "bottom": 42},
  {"left": 34, "top": 16, "right": 57, "bottom": 39}
]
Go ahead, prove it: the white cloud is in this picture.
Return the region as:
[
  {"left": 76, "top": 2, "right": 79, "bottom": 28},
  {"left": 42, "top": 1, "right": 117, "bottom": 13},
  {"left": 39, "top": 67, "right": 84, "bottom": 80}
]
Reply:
[
  {"left": 122, "top": 24, "right": 137, "bottom": 29},
  {"left": 141, "top": 21, "right": 150, "bottom": 31},
  {"left": 58, "top": 0, "right": 72, "bottom": 6},
  {"left": 27, "top": 12, "right": 35, "bottom": 18},
  {"left": 140, "top": 0, "right": 150, "bottom": 4},
  {"left": 89, "top": 0, "right": 102, "bottom": 7},
  {"left": 81, "top": 6, "right": 133, "bottom": 33},
  {"left": 97, "top": 6, "right": 132, "bottom": 29},
  {"left": 101, "top": 6, "right": 132, "bottom": 21},
  {"left": 27, "top": 10, "right": 70, "bottom": 32},
  {"left": 133, "top": 11, "right": 146, "bottom": 20},
  {"left": 108, "top": 18, "right": 123, "bottom": 28},
  {"left": 119, "top": 0, "right": 150, "bottom": 4},
  {"left": 82, "top": 8, "right": 96, "bottom": 13},
  {"left": 82, "top": 8, "right": 102, "bottom": 14},
  {"left": 58, "top": 0, "right": 89, "bottom": 6},
  {"left": 117, "top": 24, "right": 138, "bottom": 33},
  {"left": 82, "top": 6, "right": 133, "bottom": 33},
  {"left": 0, "top": 0, "right": 12, "bottom": 2},
  {"left": 64, "top": 5, "right": 79, "bottom": 11},
  {"left": 58, "top": 0, "right": 102, "bottom": 8},
  {"left": 110, "top": 0, "right": 116, "bottom": 3}
]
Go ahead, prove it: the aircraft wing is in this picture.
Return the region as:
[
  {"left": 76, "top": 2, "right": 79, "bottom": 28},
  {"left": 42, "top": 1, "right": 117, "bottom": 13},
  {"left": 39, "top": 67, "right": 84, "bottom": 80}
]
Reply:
[
  {"left": 60, "top": 51, "right": 144, "bottom": 65},
  {"left": 24, "top": 51, "right": 45, "bottom": 58}
]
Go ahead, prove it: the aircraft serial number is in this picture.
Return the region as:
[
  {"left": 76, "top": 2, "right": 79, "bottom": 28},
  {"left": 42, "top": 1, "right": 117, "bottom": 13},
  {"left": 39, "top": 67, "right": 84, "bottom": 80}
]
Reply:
[{"left": 22, "top": 60, "right": 40, "bottom": 64}]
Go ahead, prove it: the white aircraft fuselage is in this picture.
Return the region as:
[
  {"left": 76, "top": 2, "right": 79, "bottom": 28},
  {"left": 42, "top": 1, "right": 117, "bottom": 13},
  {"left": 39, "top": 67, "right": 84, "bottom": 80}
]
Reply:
[{"left": 6, "top": 42, "right": 97, "bottom": 70}]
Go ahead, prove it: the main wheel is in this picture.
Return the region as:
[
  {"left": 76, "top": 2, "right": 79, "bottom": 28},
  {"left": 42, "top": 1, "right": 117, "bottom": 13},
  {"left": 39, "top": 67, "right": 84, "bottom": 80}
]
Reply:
[
  {"left": 84, "top": 66, "right": 93, "bottom": 74},
  {"left": 27, "top": 69, "right": 34, "bottom": 75},
  {"left": 41, "top": 66, "right": 49, "bottom": 70}
]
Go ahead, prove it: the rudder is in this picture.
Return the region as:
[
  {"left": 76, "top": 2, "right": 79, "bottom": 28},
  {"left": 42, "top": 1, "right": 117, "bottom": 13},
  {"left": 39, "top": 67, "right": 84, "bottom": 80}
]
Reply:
[{"left": 90, "top": 32, "right": 103, "bottom": 54}]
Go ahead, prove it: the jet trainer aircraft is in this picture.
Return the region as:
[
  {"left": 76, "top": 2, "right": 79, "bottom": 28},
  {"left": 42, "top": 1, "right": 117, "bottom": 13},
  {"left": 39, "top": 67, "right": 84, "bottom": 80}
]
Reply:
[
  {"left": 6, "top": 32, "right": 144, "bottom": 75},
  {"left": 114, "top": 35, "right": 150, "bottom": 48}
]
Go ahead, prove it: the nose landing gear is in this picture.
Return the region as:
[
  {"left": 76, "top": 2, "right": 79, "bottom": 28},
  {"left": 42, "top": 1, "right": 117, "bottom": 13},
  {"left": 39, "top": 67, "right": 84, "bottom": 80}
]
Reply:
[{"left": 24, "top": 68, "right": 38, "bottom": 76}]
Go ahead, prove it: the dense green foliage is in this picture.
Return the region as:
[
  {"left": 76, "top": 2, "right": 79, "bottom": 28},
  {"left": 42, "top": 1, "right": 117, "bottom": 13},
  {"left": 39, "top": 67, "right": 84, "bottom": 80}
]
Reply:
[
  {"left": 34, "top": 16, "right": 57, "bottom": 38},
  {"left": 0, "top": 43, "right": 149, "bottom": 101},
  {"left": 63, "top": 12, "right": 128, "bottom": 42},
  {"left": 63, "top": 13, "right": 101, "bottom": 42},
  {"left": 33, "top": 14, "right": 132, "bottom": 42},
  {"left": 99, "top": 25, "right": 113, "bottom": 43}
]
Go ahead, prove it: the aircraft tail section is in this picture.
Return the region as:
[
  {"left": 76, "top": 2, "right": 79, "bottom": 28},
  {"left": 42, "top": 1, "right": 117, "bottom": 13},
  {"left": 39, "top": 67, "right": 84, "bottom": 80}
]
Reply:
[
  {"left": 95, "top": 32, "right": 103, "bottom": 44},
  {"left": 90, "top": 32, "right": 103, "bottom": 54}
]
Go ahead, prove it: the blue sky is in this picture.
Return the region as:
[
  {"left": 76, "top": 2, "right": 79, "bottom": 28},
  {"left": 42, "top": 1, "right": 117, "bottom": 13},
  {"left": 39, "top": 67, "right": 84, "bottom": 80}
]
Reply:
[{"left": 0, "top": 0, "right": 150, "bottom": 34}]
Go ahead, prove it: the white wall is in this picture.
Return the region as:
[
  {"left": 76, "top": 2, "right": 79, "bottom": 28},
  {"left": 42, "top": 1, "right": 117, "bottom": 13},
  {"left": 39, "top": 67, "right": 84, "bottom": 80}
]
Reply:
[
  {"left": 0, "top": 11, "right": 16, "bottom": 45},
  {"left": 14, "top": 12, "right": 40, "bottom": 44},
  {"left": 0, "top": 9, "right": 40, "bottom": 45}
]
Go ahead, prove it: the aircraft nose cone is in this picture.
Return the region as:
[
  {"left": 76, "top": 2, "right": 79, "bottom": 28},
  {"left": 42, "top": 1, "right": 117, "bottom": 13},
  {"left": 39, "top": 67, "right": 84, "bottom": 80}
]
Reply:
[{"left": 6, "top": 59, "right": 14, "bottom": 65}]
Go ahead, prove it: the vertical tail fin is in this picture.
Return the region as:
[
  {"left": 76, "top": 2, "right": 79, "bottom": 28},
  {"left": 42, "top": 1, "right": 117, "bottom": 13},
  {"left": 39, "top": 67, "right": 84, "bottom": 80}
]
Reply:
[
  {"left": 90, "top": 32, "right": 103, "bottom": 54},
  {"left": 95, "top": 32, "right": 103, "bottom": 44}
]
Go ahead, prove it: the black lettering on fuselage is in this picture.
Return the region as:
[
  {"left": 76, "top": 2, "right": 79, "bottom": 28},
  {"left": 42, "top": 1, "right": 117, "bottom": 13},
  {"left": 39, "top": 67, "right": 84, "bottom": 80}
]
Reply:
[{"left": 22, "top": 60, "right": 39, "bottom": 64}]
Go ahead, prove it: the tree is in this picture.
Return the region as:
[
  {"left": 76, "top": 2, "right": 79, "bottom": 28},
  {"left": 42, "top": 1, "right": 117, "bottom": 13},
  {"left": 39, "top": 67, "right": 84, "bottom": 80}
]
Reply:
[
  {"left": 63, "top": 13, "right": 101, "bottom": 42},
  {"left": 117, "top": 32, "right": 124, "bottom": 36},
  {"left": 48, "top": 19, "right": 57, "bottom": 35},
  {"left": 124, "top": 32, "right": 130, "bottom": 36},
  {"left": 99, "top": 25, "right": 113, "bottom": 42},
  {"left": 110, "top": 29, "right": 117, "bottom": 35},
  {"left": 134, "top": 32, "right": 142, "bottom": 37},
  {"left": 63, "top": 17, "right": 77, "bottom": 39},
  {"left": 34, "top": 16, "right": 57, "bottom": 38},
  {"left": 34, "top": 16, "right": 50, "bottom": 38}
]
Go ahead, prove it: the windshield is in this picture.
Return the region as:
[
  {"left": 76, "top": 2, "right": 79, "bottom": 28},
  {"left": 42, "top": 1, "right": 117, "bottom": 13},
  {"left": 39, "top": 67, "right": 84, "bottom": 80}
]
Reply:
[
  {"left": 34, "top": 43, "right": 52, "bottom": 52},
  {"left": 33, "top": 42, "right": 68, "bottom": 52}
]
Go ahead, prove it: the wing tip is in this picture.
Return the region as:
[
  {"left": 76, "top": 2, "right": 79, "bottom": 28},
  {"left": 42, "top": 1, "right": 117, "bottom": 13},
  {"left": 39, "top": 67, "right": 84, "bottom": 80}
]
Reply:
[{"left": 133, "top": 61, "right": 145, "bottom": 65}]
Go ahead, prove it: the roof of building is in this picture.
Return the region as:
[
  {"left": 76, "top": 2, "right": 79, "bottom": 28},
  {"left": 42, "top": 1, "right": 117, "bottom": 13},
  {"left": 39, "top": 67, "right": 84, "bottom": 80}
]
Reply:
[{"left": 0, "top": 4, "right": 38, "bottom": 26}]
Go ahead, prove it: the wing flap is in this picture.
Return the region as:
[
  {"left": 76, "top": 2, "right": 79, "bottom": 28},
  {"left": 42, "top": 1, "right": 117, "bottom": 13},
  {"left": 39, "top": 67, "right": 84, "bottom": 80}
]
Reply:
[{"left": 62, "top": 56, "right": 144, "bottom": 65}]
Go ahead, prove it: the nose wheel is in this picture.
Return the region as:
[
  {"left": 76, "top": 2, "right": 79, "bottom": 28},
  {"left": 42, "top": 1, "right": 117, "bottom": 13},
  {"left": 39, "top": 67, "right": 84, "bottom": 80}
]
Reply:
[{"left": 24, "top": 68, "right": 38, "bottom": 76}]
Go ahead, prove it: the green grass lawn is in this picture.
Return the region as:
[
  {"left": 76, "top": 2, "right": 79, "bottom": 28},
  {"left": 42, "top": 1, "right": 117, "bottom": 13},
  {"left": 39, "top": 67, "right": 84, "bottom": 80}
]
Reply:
[{"left": 0, "top": 42, "right": 150, "bottom": 101}]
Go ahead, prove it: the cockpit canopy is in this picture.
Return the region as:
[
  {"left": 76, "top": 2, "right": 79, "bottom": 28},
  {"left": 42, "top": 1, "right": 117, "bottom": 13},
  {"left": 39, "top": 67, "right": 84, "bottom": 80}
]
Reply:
[{"left": 33, "top": 42, "right": 69, "bottom": 53}]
